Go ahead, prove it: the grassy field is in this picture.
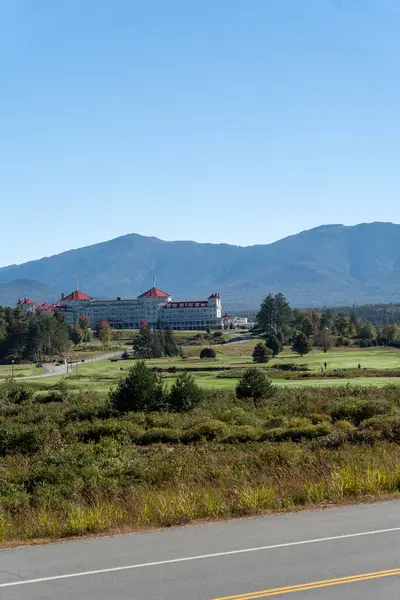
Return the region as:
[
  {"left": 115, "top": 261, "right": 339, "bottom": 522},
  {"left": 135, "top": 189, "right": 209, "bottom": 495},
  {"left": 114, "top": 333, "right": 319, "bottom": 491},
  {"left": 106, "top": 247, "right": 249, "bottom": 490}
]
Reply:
[
  {"left": 0, "top": 364, "right": 44, "bottom": 379},
  {"left": 0, "top": 339, "right": 399, "bottom": 545},
  {"left": 1, "top": 381, "right": 400, "bottom": 542},
  {"left": 14, "top": 345, "right": 400, "bottom": 396}
]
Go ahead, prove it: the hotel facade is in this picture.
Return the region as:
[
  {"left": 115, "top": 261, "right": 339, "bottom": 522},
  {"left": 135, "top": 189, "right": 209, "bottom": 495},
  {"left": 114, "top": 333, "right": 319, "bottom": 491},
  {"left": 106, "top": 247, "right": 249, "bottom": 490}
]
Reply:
[{"left": 18, "top": 286, "right": 225, "bottom": 330}]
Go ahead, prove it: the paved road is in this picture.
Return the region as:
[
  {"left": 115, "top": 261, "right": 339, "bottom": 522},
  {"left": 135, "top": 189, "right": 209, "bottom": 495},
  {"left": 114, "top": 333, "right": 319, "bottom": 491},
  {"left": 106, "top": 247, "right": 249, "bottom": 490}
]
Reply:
[
  {"left": 1, "top": 501, "right": 400, "bottom": 599},
  {"left": 22, "top": 352, "right": 119, "bottom": 379}
]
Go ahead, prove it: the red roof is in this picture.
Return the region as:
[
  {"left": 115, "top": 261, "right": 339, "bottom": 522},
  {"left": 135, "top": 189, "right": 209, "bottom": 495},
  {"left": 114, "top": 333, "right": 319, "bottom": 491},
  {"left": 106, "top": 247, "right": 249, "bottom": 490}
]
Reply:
[
  {"left": 138, "top": 287, "right": 169, "bottom": 298},
  {"left": 18, "top": 298, "right": 35, "bottom": 305},
  {"left": 40, "top": 303, "right": 52, "bottom": 309},
  {"left": 62, "top": 290, "right": 93, "bottom": 301}
]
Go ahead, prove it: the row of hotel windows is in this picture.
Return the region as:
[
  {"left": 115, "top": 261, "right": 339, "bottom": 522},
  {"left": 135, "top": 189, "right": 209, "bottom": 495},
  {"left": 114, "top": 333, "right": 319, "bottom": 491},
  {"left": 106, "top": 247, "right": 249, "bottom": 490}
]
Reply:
[{"left": 165, "top": 302, "right": 208, "bottom": 309}]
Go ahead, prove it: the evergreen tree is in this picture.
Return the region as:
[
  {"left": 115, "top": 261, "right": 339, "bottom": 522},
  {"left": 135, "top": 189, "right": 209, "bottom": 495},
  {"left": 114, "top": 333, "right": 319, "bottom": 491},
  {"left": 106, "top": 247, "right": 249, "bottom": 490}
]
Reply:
[
  {"left": 252, "top": 342, "right": 271, "bottom": 363},
  {"left": 164, "top": 327, "right": 179, "bottom": 356},
  {"left": 265, "top": 334, "right": 282, "bottom": 356},
  {"left": 69, "top": 326, "right": 83, "bottom": 347},
  {"left": 320, "top": 313, "right": 333, "bottom": 332},
  {"left": 110, "top": 360, "right": 165, "bottom": 412},
  {"left": 300, "top": 316, "right": 314, "bottom": 338},
  {"left": 334, "top": 314, "right": 349, "bottom": 336},
  {"left": 52, "top": 313, "right": 71, "bottom": 355},
  {"left": 274, "top": 293, "right": 292, "bottom": 337},
  {"left": 0, "top": 309, "right": 7, "bottom": 344},
  {"left": 291, "top": 332, "right": 312, "bottom": 357},
  {"left": 150, "top": 329, "right": 164, "bottom": 358},
  {"left": 236, "top": 368, "right": 275, "bottom": 405},
  {"left": 257, "top": 293, "right": 275, "bottom": 334},
  {"left": 132, "top": 325, "right": 153, "bottom": 358},
  {"left": 168, "top": 372, "right": 204, "bottom": 412}
]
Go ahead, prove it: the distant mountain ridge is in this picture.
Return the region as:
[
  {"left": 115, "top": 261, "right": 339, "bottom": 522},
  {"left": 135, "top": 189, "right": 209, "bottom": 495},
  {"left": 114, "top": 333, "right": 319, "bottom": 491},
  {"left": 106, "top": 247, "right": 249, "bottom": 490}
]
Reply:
[
  {"left": 0, "top": 280, "right": 55, "bottom": 307},
  {"left": 1, "top": 222, "right": 400, "bottom": 309}
]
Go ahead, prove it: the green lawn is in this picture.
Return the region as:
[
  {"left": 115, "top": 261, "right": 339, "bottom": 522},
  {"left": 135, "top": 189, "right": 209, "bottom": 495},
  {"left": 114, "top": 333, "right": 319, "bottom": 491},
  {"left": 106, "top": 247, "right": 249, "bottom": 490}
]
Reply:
[
  {"left": 14, "top": 345, "right": 400, "bottom": 393},
  {"left": 270, "top": 346, "right": 400, "bottom": 371},
  {"left": 0, "top": 364, "right": 44, "bottom": 379}
]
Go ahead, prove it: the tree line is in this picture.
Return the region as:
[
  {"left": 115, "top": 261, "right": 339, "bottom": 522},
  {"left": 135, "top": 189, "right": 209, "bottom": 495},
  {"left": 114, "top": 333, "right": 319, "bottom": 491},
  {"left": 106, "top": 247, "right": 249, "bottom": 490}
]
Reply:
[
  {"left": 255, "top": 293, "right": 400, "bottom": 358},
  {"left": 0, "top": 307, "right": 71, "bottom": 362},
  {"left": 0, "top": 307, "right": 116, "bottom": 363},
  {"left": 314, "top": 304, "right": 400, "bottom": 326}
]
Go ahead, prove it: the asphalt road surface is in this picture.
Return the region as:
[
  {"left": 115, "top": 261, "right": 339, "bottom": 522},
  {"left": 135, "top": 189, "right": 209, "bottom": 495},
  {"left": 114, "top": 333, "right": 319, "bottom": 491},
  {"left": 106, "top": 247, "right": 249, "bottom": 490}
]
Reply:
[
  {"left": 1, "top": 501, "right": 400, "bottom": 599},
  {"left": 22, "top": 352, "right": 118, "bottom": 379}
]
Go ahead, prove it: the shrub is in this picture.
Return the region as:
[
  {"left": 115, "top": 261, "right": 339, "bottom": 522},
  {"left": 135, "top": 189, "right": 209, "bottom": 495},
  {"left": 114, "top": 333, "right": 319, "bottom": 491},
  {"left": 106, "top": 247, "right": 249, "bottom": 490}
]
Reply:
[
  {"left": 71, "top": 419, "right": 141, "bottom": 443},
  {"left": 264, "top": 416, "right": 288, "bottom": 429},
  {"left": 64, "top": 404, "right": 107, "bottom": 423},
  {"left": 110, "top": 360, "right": 166, "bottom": 413},
  {"left": 223, "top": 425, "right": 261, "bottom": 443},
  {"left": 236, "top": 369, "right": 275, "bottom": 405},
  {"left": 38, "top": 381, "right": 70, "bottom": 404},
  {"left": 330, "top": 400, "right": 390, "bottom": 426},
  {"left": 168, "top": 373, "right": 204, "bottom": 412},
  {"left": 200, "top": 347, "right": 216, "bottom": 359},
  {"left": 310, "top": 413, "right": 332, "bottom": 424},
  {"left": 146, "top": 413, "right": 178, "bottom": 429},
  {"left": 182, "top": 419, "right": 227, "bottom": 442},
  {"left": 261, "top": 423, "right": 331, "bottom": 443},
  {"left": 252, "top": 343, "right": 272, "bottom": 363},
  {"left": 361, "top": 415, "right": 400, "bottom": 442},
  {"left": 139, "top": 428, "right": 180, "bottom": 445},
  {"left": 0, "top": 381, "right": 33, "bottom": 405},
  {"left": 0, "top": 423, "right": 60, "bottom": 456},
  {"left": 217, "top": 407, "right": 262, "bottom": 427}
]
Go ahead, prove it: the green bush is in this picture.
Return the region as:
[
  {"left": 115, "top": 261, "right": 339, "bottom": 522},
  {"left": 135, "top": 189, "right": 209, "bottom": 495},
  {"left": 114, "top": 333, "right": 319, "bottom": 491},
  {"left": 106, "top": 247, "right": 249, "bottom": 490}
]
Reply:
[
  {"left": 217, "top": 407, "right": 262, "bottom": 427},
  {"left": 139, "top": 427, "right": 180, "bottom": 445},
  {"left": 252, "top": 343, "right": 272, "bottom": 363},
  {"left": 64, "top": 404, "right": 108, "bottom": 423},
  {"left": 236, "top": 368, "right": 275, "bottom": 405},
  {"left": 361, "top": 415, "right": 400, "bottom": 442},
  {"left": 0, "top": 423, "right": 61, "bottom": 456},
  {"left": 70, "top": 419, "right": 141, "bottom": 443},
  {"left": 223, "top": 425, "right": 261, "bottom": 443},
  {"left": 0, "top": 381, "right": 33, "bottom": 405},
  {"left": 261, "top": 423, "right": 332, "bottom": 443},
  {"left": 264, "top": 416, "right": 289, "bottom": 429},
  {"left": 168, "top": 372, "right": 204, "bottom": 412},
  {"left": 37, "top": 381, "right": 71, "bottom": 404},
  {"left": 146, "top": 413, "right": 178, "bottom": 429},
  {"left": 200, "top": 347, "right": 217, "bottom": 359},
  {"left": 182, "top": 419, "right": 227, "bottom": 442},
  {"left": 110, "top": 360, "right": 166, "bottom": 413},
  {"left": 330, "top": 400, "right": 390, "bottom": 426}
]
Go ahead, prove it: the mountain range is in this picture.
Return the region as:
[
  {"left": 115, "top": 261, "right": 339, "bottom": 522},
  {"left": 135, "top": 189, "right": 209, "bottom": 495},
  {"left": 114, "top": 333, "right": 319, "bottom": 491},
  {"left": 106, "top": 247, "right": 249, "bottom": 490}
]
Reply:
[{"left": 1, "top": 222, "right": 400, "bottom": 310}]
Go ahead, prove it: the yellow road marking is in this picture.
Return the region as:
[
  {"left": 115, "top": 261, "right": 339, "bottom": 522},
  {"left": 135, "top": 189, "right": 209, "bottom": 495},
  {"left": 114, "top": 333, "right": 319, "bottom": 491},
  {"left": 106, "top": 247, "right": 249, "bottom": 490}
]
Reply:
[{"left": 212, "top": 567, "right": 400, "bottom": 599}]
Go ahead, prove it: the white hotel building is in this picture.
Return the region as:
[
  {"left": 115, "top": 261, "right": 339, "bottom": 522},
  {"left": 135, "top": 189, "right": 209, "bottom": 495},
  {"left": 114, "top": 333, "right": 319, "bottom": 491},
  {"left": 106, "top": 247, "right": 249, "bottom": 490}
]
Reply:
[{"left": 21, "top": 286, "right": 224, "bottom": 330}]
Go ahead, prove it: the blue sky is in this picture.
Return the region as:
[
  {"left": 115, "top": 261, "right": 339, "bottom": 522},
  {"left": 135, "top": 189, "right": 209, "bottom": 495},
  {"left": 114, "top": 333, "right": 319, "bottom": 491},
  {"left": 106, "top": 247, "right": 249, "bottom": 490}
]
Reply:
[{"left": 1, "top": 0, "right": 400, "bottom": 266}]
